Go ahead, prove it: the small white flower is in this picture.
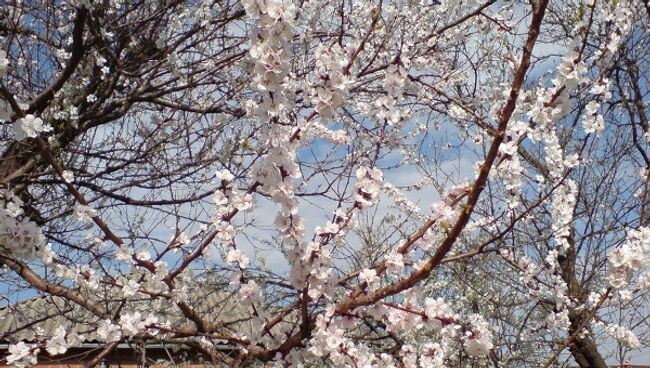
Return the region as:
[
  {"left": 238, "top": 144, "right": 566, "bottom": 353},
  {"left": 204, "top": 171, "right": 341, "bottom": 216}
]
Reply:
[
  {"left": 385, "top": 252, "right": 404, "bottom": 274},
  {"left": 61, "top": 170, "right": 74, "bottom": 183},
  {"left": 73, "top": 204, "right": 97, "bottom": 224},
  {"left": 120, "top": 312, "right": 146, "bottom": 336},
  {"left": 225, "top": 248, "right": 249, "bottom": 268},
  {"left": 14, "top": 114, "right": 53, "bottom": 140},
  {"left": 359, "top": 268, "right": 379, "bottom": 286},
  {"left": 464, "top": 314, "right": 494, "bottom": 357},
  {"left": 178, "top": 231, "right": 190, "bottom": 245},
  {"left": 97, "top": 319, "right": 121, "bottom": 342},
  {"left": 115, "top": 246, "right": 133, "bottom": 262},
  {"left": 499, "top": 141, "right": 518, "bottom": 156},
  {"left": 135, "top": 249, "right": 151, "bottom": 261},
  {"left": 214, "top": 221, "right": 236, "bottom": 242},
  {"left": 216, "top": 169, "right": 235, "bottom": 182}
]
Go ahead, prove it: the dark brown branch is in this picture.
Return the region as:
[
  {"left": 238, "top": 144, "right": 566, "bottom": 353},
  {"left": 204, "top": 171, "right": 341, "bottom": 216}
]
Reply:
[{"left": 27, "top": 7, "right": 89, "bottom": 115}]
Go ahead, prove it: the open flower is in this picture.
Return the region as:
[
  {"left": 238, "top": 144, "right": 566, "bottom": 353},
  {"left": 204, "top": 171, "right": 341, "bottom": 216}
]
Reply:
[
  {"left": 14, "top": 114, "right": 53, "bottom": 140},
  {"left": 46, "top": 326, "right": 69, "bottom": 356}
]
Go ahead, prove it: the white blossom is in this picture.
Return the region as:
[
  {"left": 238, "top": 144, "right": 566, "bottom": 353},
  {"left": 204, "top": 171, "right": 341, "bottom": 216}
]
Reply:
[
  {"left": 359, "top": 268, "right": 379, "bottom": 287},
  {"left": 14, "top": 114, "right": 53, "bottom": 140},
  {"left": 45, "top": 326, "right": 69, "bottom": 356},
  {"left": 225, "top": 248, "right": 249, "bottom": 268},
  {"left": 121, "top": 279, "right": 140, "bottom": 297},
  {"left": 97, "top": 319, "right": 121, "bottom": 342},
  {"left": 355, "top": 166, "right": 383, "bottom": 209},
  {"left": 464, "top": 314, "right": 493, "bottom": 357},
  {"left": 73, "top": 204, "right": 97, "bottom": 224},
  {"left": 7, "top": 342, "right": 39, "bottom": 367},
  {"left": 607, "top": 324, "right": 641, "bottom": 349},
  {"left": 216, "top": 169, "right": 235, "bottom": 182},
  {"left": 61, "top": 170, "right": 74, "bottom": 183}
]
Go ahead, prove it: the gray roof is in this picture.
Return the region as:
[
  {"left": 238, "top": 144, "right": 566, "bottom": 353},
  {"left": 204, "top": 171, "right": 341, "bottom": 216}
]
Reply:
[
  {"left": 0, "top": 291, "right": 254, "bottom": 343},
  {"left": 0, "top": 296, "right": 93, "bottom": 342}
]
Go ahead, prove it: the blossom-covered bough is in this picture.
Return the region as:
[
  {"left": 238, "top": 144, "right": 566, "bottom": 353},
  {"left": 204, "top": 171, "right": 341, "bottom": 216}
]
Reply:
[{"left": 0, "top": 0, "right": 649, "bottom": 367}]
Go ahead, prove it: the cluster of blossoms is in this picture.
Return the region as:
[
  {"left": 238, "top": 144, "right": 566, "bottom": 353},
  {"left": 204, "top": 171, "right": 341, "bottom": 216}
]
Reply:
[
  {"left": 524, "top": 3, "right": 635, "bottom": 225},
  {"left": 97, "top": 319, "right": 122, "bottom": 342},
  {"left": 308, "top": 308, "right": 367, "bottom": 365},
  {"left": 581, "top": 73, "right": 613, "bottom": 135},
  {"left": 243, "top": 0, "right": 317, "bottom": 294},
  {"left": 310, "top": 45, "right": 349, "bottom": 122},
  {"left": 526, "top": 39, "right": 585, "bottom": 179},
  {"left": 399, "top": 343, "right": 445, "bottom": 368},
  {"left": 302, "top": 230, "right": 344, "bottom": 296},
  {"left": 6, "top": 342, "right": 39, "bottom": 367},
  {"left": 244, "top": 1, "right": 298, "bottom": 220},
  {"left": 463, "top": 314, "right": 494, "bottom": 357},
  {"left": 495, "top": 120, "right": 527, "bottom": 208},
  {"left": 44, "top": 326, "right": 82, "bottom": 356},
  {"left": 354, "top": 166, "right": 383, "bottom": 209},
  {"left": 287, "top": 167, "right": 383, "bottom": 295},
  {"left": 429, "top": 182, "right": 469, "bottom": 232},
  {"left": 581, "top": 100, "right": 605, "bottom": 135},
  {"left": 305, "top": 258, "right": 337, "bottom": 299},
  {"left": 2, "top": 0, "right": 649, "bottom": 366},
  {"left": 608, "top": 226, "right": 650, "bottom": 289},
  {"left": 510, "top": 6, "right": 636, "bottom": 294},
  {"left": 244, "top": 0, "right": 296, "bottom": 97},
  {"left": 98, "top": 312, "right": 164, "bottom": 345},
  {"left": 485, "top": 10, "right": 643, "bottom": 353},
  {"left": 0, "top": 191, "right": 45, "bottom": 258},
  {"left": 375, "top": 63, "right": 409, "bottom": 125},
  {"left": 6, "top": 326, "right": 84, "bottom": 367},
  {"left": 257, "top": 133, "right": 304, "bottom": 263},
  {"left": 120, "top": 278, "right": 141, "bottom": 297},
  {"left": 119, "top": 311, "right": 159, "bottom": 336},
  {"left": 212, "top": 169, "right": 254, "bottom": 266},
  {"left": 237, "top": 280, "right": 269, "bottom": 343},
  {"left": 71, "top": 264, "right": 101, "bottom": 290},
  {"left": 606, "top": 324, "right": 641, "bottom": 349},
  {"left": 301, "top": 121, "right": 350, "bottom": 145},
  {"left": 104, "top": 246, "right": 173, "bottom": 298},
  {"left": 307, "top": 294, "right": 493, "bottom": 367},
  {"left": 305, "top": 209, "right": 356, "bottom": 297},
  {"left": 550, "top": 179, "right": 578, "bottom": 251}
]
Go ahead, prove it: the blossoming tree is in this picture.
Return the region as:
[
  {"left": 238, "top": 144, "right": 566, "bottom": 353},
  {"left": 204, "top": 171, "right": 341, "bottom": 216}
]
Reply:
[{"left": 0, "top": 0, "right": 649, "bottom": 366}]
